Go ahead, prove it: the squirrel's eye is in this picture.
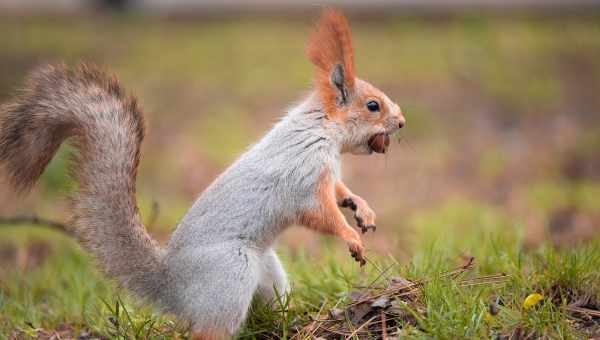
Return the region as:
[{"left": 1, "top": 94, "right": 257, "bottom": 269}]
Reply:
[{"left": 366, "top": 101, "right": 380, "bottom": 112}]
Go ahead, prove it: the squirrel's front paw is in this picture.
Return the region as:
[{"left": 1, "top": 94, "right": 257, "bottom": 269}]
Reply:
[
  {"left": 348, "top": 241, "right": 366, "bottom": 266},
  {"left": 342, "top": 197, "right": 377, "bottom": 234}
]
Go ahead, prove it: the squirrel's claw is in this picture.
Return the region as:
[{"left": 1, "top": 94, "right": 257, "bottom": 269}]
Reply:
[
  {"left": 360, "top": 224, "right": 377, "bottom": 233},
  {"left": 349, "top": 243, "right": 366, "bottom": 266},
  {"left": 355, "top": 215, "right": 376, "bottom": 234},
  {"left": 341, "top": 197, "right": 377, "bottom": 234}
]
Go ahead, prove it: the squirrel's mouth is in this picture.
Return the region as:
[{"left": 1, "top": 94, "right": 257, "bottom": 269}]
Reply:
[{"left": 368, "top": 133, "right": 390, "bottom": 154}]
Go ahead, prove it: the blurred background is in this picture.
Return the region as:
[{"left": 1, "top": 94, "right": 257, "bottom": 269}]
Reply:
[{"left": 1, "top": 0, "right": 599, "bottom": 269}]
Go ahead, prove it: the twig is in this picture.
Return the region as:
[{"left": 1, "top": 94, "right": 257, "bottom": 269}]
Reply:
[
  {"left": 293, "top": 299, "right": 328, "bottom": 340},
  {"left": 564, "top": 306, "right": 600, "bottom": 317},
  {"left": 1, "top": 199, "right": 162, "bottom": 236},
  {"left": 348, "top": 258, "right": 479, "bottom": 307},
  {"left": 0, "top": 215, "right": 71, "bottom": 235},
  {"left": 364, "top": 255, "right": 394, "bottom": 282},
  {"left": 381, "top": 310, "right": 388, "bottom": 340},
  {"left": 344, "top": 316, "right": 376, "bottom": 340},
  {"left": 459, "top": 273, "right": 510, "bottom": 287}
]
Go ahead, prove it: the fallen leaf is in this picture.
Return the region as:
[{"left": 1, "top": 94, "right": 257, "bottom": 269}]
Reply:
[
  {"left": 371, "top": 296, "right": 390, "bottom": 308},
  {"left": 523, "top": 293, "right": 544, "bottom": 310}
]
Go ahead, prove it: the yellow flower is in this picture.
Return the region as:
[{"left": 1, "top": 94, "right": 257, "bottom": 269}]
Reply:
[{"left": 523, "top": 293, "right": 544, "bottom": 309}]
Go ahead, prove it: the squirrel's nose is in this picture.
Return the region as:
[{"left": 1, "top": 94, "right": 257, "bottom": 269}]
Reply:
[
  {"left": 398, "top": 116, "right": 406, "bottom": 129},
  {"left": 395, "top": 104, "right": 406, "bottom": 129}
]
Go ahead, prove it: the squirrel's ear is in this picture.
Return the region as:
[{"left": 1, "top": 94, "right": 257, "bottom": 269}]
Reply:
[
  {"left": 331, "top": 63, "right": 350, "bottom": 105},
  {"left": 307, "top": 8, "right": 356, "bottom": 117}
]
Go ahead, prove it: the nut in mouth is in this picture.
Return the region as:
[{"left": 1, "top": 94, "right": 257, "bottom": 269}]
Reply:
[{"left": 368, "top": 133, "right": 390, "bottom": 154}]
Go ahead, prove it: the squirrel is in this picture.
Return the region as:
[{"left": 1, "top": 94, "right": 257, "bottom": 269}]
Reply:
[{"left": 0, "top": 9, "right": 405, "bottom": 339}]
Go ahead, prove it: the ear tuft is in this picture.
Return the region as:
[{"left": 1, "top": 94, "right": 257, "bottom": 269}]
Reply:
[{"left": 307, "top": 8, "right": 355, "bottom": 116}]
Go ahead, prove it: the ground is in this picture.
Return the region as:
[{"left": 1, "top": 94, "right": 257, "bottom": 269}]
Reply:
[{"left": 0, "top": 11, "right": 599, "bottom": 339}]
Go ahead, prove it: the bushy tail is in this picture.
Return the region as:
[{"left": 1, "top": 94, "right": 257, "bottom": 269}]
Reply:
[{"left": 0, "top": 64, "right": 167, "bottom": 302}]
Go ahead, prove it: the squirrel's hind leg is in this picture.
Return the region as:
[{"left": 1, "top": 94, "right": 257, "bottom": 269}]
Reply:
[
  {"left": 256, "top": 248, "right": 289, "bottom": 304},
  {"left": 175, "top": 243, "right": 260, "bottom": 338}
]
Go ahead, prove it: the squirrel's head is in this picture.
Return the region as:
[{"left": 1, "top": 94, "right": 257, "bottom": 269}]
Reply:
[{"left": 307, "top": 8, "right": 405, "bottom": 155}]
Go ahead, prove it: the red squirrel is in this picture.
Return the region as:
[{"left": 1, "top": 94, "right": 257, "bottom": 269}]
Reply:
[{"left": 0, "top": 9, "right": 404, "bottom": 339}]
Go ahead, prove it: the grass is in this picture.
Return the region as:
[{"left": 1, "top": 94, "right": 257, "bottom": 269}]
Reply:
[{"left": 1, "top": 216, "right": 598, "bottom": 338}]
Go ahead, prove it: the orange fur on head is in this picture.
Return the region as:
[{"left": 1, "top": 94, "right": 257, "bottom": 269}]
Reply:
[{"left": 307, "top": 8, "right": 355, "bottom": 118}]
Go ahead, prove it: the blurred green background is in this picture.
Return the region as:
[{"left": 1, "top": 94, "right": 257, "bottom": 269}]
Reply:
[
  {"left": 2, "top": 10, "right": 599, "bottom": 253},
  {"left": 1, "top": 6, "right": 600, "bottom": 336}
]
